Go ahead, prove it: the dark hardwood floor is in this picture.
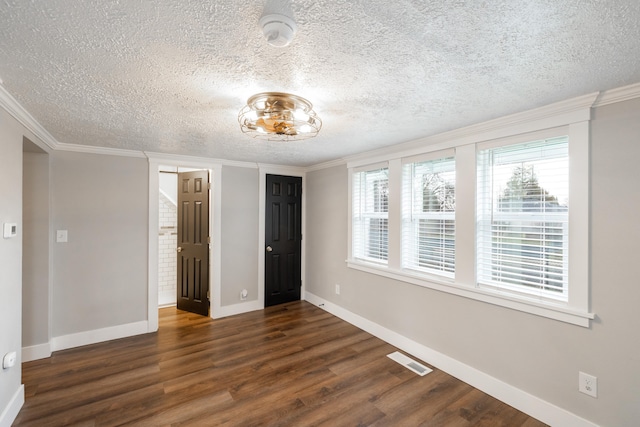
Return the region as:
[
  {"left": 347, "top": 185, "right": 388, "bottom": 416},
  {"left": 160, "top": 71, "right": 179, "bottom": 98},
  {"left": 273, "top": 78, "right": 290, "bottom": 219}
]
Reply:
[{"left": 14, "top": 301, "right": 547, "bottom": 426}]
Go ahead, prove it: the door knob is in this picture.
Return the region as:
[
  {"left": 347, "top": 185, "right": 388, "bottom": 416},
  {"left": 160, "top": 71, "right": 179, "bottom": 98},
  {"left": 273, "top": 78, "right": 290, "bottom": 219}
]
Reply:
[
  {"left": 176, "top": 247, "right": 183, "bottom": 253},
  {"left": 266, "top": 246, "right": 273, "bottom": 252}
]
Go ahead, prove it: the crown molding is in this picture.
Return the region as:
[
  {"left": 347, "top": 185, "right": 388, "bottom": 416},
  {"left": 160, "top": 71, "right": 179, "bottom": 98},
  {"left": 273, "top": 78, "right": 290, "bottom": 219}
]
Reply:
[
  {"left": 3, "top": 79, "right": 640, "bottom": 168},
  {"left": 345, "top": 91, "right": 599, "bottom": 168},
  {"left": 0, "top": 84, "right": 59, "bottom": 152},
  {"left": 257, "top": 163, "right": 307, "bottom": 175},
  {"left": 593, "top": 82, "right": 640, "bottom": 107},
  {"left": 305, "top": 157, "right": 347, "bottom": 172},
  {"left": 145, "top": 151, "right": 262, "bottom": 169},
  {"left": 221, "top": 159, "right": 260, "bottom": 169},
  {"left": 146, "top": 150, "right": 219, "bottom": 164},
  {"left": 56, "top": 142, "right": 147, "bottom": 158}
]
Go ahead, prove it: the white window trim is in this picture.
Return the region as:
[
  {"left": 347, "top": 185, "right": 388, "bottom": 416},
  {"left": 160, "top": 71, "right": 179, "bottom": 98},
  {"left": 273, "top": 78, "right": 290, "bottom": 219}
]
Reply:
[
  {"left": 351, "top": 163, "right": 391, "bottom": 264},
  {"left": 347, "top": 96, "right": 595, "bottom": 327}
]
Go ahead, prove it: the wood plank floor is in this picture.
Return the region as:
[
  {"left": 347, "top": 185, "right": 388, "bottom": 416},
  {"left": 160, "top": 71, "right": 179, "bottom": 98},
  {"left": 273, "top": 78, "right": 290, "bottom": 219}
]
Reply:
[{"left": 14, "top": 301, "right": 547, "bottom": 426}]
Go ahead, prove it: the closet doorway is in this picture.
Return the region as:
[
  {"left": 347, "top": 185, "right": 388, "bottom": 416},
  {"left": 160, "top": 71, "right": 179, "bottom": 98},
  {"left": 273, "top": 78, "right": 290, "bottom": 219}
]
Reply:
[{"left": 158, "top": 166, "right": 210, "bottom": 316}]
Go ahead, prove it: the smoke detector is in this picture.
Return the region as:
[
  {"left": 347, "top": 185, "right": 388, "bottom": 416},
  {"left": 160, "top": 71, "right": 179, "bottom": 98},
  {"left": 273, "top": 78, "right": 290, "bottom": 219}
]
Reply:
[{"left": 259, "top": 13, "right": 297, "bottom": 47}]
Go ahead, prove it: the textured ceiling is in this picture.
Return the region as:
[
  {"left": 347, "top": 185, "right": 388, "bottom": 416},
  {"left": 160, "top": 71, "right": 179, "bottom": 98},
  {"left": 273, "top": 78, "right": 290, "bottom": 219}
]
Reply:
[{"left": 1, "top": 0, "right": 639, "bottom": 166}]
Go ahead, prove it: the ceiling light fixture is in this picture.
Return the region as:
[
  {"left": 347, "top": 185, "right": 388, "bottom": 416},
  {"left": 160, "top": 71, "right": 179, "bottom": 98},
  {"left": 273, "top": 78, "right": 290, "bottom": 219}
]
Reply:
[{"left": 238, "top": 92, "right": 322, "bottom": 141}]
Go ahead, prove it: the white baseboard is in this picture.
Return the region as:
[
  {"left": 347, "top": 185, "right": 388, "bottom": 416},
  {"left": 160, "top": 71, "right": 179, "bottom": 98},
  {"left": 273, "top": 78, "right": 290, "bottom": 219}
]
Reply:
[
  {"left": 215, "top": 300, "right": 263, "bottom": 319},
  {"left": 159, "top": 302, "right": 176, "bottom": 309},
  {"left": 304, "top": 292, "right": 598, "bottom": 427},
  {"left": 51, "top": 320, "right": 149, "bottom": 352},
  {"left": 22, "top": 342, "right": 52, "bottom": 362},
  {"left": 158, "top": 292, "right": 175, "bottom": 307},
  {"left": 0, "top": 384, "right": 24, "bottom": 427}
]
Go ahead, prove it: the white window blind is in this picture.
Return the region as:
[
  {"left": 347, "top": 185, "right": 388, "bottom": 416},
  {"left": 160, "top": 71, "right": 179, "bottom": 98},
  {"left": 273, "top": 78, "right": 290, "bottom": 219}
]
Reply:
[
  {"left": 477, "top": 136, "right": 569, "bottom": 300},
  {"left": 402, "top": 156, "right": 455, "bottom": 277},
  {"left": 353, "top": 167, "right": 389, "bottom": 263}
]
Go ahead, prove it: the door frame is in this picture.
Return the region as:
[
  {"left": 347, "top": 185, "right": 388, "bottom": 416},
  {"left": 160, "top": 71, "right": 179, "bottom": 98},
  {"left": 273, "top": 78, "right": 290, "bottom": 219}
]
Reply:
[
  {"left": 258, "top": 166, "right": 306, "bottom": 309},
  {"left": 147, "top": 157, "right": 306, "bottom": 332},
  {"left": 147, "top": 154, "right": 222, "bottom": 332},
  {"left": 175, "top": 169, "right": 211, "bottom": 316}
]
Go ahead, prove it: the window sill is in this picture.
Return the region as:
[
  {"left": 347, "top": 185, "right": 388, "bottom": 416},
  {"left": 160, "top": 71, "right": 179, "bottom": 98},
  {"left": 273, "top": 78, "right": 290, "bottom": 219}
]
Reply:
[{"left": 346, "top": 260, "right": 594, "bottom": 327}]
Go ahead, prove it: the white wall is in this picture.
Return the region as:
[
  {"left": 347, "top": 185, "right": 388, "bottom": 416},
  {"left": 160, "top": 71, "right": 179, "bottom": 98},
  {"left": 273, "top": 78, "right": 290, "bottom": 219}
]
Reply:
[
  {"left": 159, "top": 171, "right": 177, "bottom": 205},
  {"left": 304, "top": 98, "right": 640, "bottom": 426},
  {"left": 50, "top": 151, "right": 149, "bottom": 337},
  {"left": 158, "top": 192, "right": 177, "bottom": 306}
]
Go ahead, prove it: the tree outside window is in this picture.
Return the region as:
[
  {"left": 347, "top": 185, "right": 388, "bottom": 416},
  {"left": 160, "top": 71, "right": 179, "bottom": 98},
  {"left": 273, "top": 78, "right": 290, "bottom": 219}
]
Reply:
[{"left": 493, "top": 165, "right": 567, "bottom": 292}]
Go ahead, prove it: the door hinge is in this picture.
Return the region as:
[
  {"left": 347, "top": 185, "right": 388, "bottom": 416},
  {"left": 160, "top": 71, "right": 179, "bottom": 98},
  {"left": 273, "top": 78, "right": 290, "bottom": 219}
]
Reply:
[
  {"left": 207, "top": 182, "right": 211, "bottom": 190},
  {"left": 207, "top": 236, "right": 211, "bottom": 244},
  {"left": 207, "top": 290, "right": 210, "bottom": 299}
]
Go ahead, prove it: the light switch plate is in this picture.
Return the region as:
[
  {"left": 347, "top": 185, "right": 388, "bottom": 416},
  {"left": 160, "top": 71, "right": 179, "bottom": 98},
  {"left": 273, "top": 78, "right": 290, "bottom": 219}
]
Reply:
[
  {"left": 56, "top": 230, "right": 68, "bottom": 243},
  {"left": 3, "top": 223, "right": 17, "bottom": 238}
]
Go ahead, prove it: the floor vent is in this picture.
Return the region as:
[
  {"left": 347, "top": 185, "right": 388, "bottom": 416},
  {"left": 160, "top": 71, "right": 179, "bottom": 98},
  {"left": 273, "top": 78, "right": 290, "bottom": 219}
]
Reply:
[{"left": 387, "top": 351, "right": 433, "bottom": 376}]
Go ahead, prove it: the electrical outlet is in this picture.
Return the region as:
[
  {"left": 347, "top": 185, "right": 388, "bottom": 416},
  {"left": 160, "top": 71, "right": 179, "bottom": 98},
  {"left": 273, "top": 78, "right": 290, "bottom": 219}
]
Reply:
[
  {"left": 2, "top": 352, "right": 16, "bottom": 369},
  {"left": 335, "top": 284, "right": 340, "bottom": 295},
  {"left": 579, "top": 371, "right": 597, "bottom": 397}
]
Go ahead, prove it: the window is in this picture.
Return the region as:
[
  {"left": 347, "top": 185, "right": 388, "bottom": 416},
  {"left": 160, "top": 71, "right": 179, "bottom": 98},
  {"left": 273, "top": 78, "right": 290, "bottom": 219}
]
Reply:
[
  {"left": 347, "top": 98, "right": 592, "bottom": 326},
  {"left": 477, "top": 137, "right": 568, "bottom": 301},
  {"left": 402, "top": 155, "right": 456, "bottom": 277},
  {"left": 352, "top": 166, "right": 389, "bottom": 263}
]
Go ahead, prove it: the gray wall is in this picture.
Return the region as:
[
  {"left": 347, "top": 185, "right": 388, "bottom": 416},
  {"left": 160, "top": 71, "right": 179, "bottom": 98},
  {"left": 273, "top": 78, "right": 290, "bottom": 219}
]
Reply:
[
  {"left": 0, "top": 111, "right": 47, "bottom": 423},
  {"left": 220, "top": 166, "right": 259, "bottom": 306},
  {"left": 50, "top": 151, "right": 148, "bottom": 336},
  {"left": 304, "top": 98, "right": 640, "bottom": 426},
  {"left": 41, "top": 155, "right": 262, "bottom": 339},
  {"left": 7, "top": 96, "right": 639, "bottom": 425},
  {"left": 22, "top": 151, "right": 262, "bottom": 346},
  {"left": 22, "top": 150, "right": 50, "bottom": 347},
  {"left": 0, "top": 108, "right": 24, "bottom": 424}
]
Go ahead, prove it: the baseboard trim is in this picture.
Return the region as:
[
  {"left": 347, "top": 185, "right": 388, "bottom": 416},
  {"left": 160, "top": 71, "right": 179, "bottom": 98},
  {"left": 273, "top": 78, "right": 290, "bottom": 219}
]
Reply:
[
  {"left": 51, "top": 320, "right": 149, "bottom": 352},
  {"left": 0, "top": 384, "right": 24, "bottom": 427},
  {"left": 158, "top": 296, "right": 176, "bottom": 307},
  {"left": 215, "top": 300, "right": 263, "bottom": 319},
  {"left": 158, "top": 302, "right": 177, "bottom": 309},
  {"left": 22, "top": 342, "right": 52, "bottom": 362},
  {"left": 304, "top": 292, "right": 598, "bottom": 427}
]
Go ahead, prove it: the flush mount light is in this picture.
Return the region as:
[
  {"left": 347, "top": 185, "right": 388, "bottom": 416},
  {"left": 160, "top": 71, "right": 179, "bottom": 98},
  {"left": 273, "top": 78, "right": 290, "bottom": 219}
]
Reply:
[{"left": 238, "top": 92, "right": 322, "bottom": 141}]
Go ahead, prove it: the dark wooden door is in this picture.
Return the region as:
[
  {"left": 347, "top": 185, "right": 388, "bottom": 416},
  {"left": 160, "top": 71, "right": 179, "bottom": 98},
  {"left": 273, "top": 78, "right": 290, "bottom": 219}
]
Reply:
[
  {"left": 177, "top": 170, "right": 210, "bottom": 316},
  {"left": 265, "top": 174, "right": 302, "bottom": 307}
]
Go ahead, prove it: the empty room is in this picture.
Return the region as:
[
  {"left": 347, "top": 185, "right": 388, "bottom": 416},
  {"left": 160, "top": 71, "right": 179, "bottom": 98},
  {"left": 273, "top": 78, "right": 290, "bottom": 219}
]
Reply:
[{"left": 1, "top": 1, "right": 640, "bottom": 426}]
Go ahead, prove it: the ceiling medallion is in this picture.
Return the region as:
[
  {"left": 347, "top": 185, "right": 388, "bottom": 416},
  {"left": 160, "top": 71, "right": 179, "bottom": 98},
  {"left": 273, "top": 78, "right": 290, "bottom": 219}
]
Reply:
[{"left": 238, "top": 92, "right": 322, "bottom": 141}]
